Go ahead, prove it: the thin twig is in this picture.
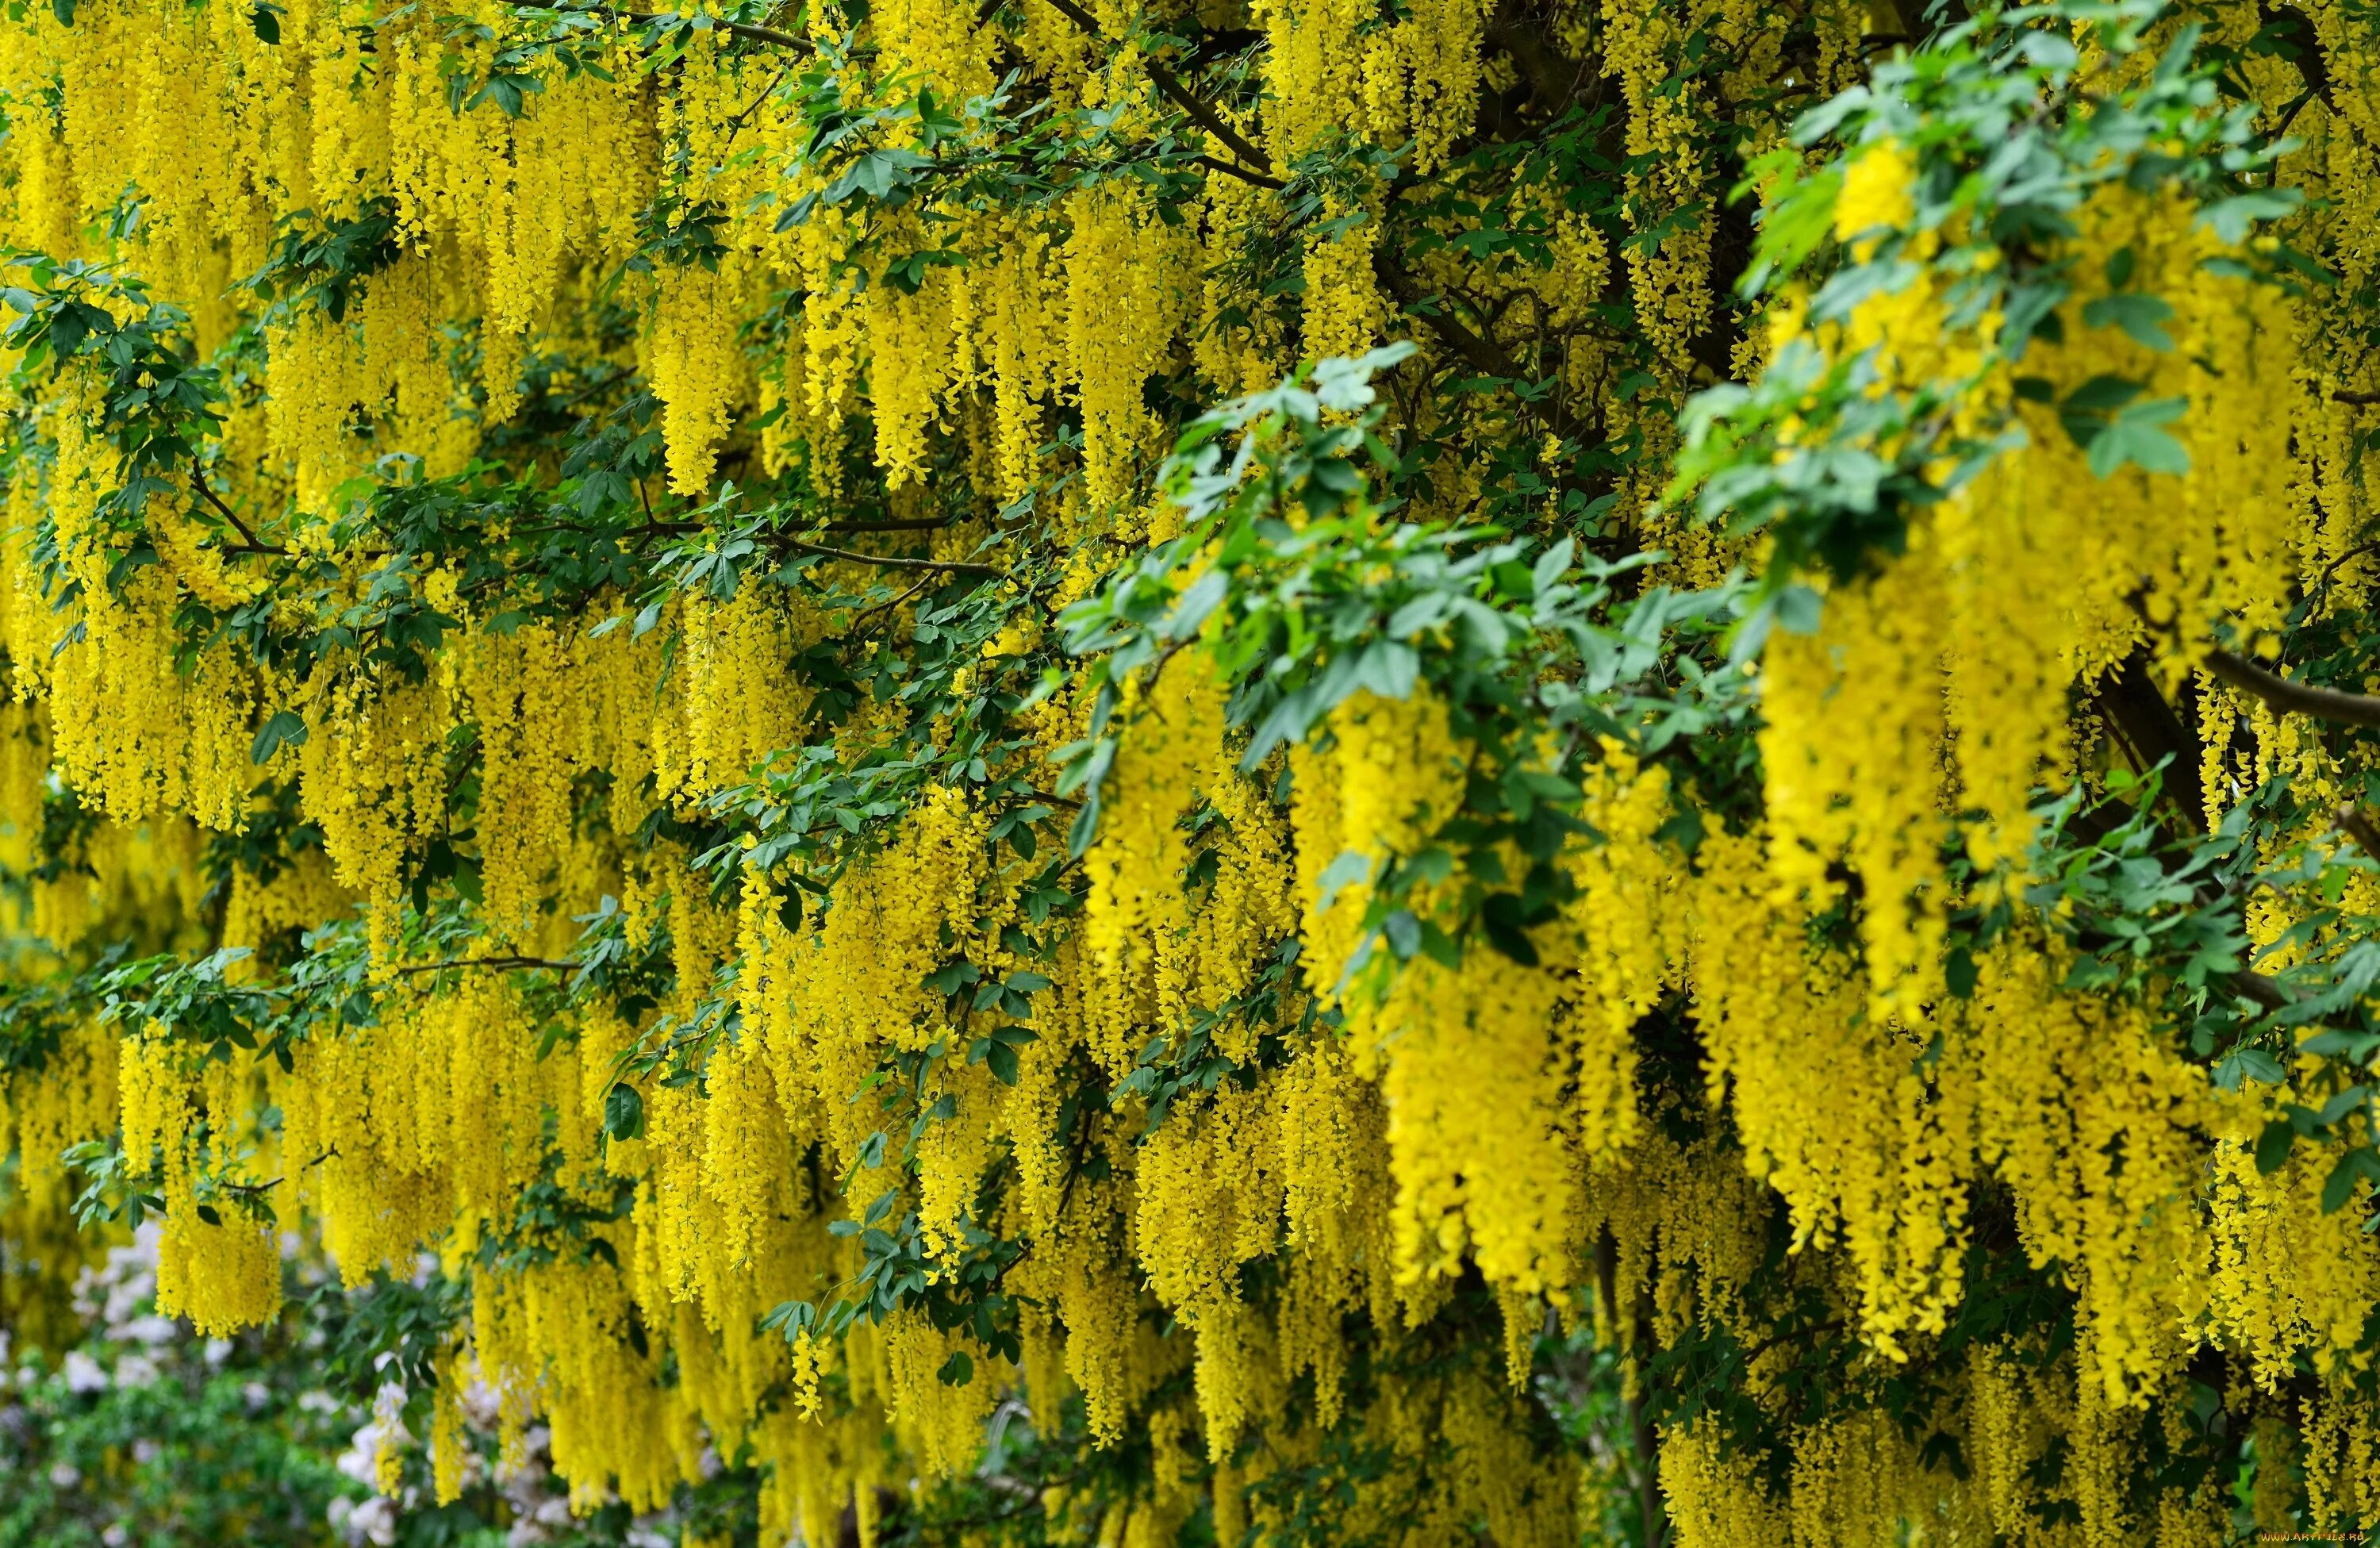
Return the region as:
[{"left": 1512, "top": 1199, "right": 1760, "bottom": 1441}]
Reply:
[
  {"left": 850, "top": 570, "right": 939, "bottom": 635},
  {"left": 190, "top": 466, "right": 287, "bottom": 555},
  {"left": 999, "top": 788, "right": 1081, "bottom": 810},
  {"left": 779, "top": 537, "right": 1003, "bottom": 578},
  {"left": 394, "top": 953, "right": 581, "bottom": 974},
  {"left": 1737, "top": 1316, "right": 1847, "bottom": 1369},
  {"left": 2314, "top": 536, "right": 2380, "bottom": 589},
  {"left": 726, "top": 60, "right": 791, "bottom": 136},
  {"left": 1192, "top": 152, "right": 1284, "bottom": 189},
  {"left": 827, "top": 517, "right": 954, "bottom": 533},
  {"left": 1033, "top": 0, "right": 1277, "bottom": 179},
  {"left": 609, "top": 517, "right": 954, "bottom": 540},
  {"left": 1373, "top": 253, "right": 1528, "bottom": 381},
  {"left": 508, "top": 0, "right": 808, "bottom": 51}
]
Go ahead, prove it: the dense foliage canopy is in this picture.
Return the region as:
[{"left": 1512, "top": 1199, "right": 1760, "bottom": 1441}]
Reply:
[{"left": 3, "top": 0, "right": 2380, "bottom": 1541}]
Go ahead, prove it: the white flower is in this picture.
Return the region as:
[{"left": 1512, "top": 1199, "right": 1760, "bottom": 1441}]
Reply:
[
  {"left": 48, "top": 1461, "right": 82, "bottom": 1488},
  {"left": 120, "top": 1316, "right": 176, "bottom": 1346},
  {"left": 348, "top": 1494, "right": 398, "bottom": 1547},
  {"left": 460, "top": 1377, "right": 502, "bottom": 1429},
  {"left": 336, "top": 1427, "right": 382, "bottom": 1487},
  {"left": 62, "top": 1351, "right": 107, "bottom": 1394}
]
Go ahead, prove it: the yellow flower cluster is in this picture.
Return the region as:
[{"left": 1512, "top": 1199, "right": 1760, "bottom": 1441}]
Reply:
[{"left": 0, "top": 0, "right": 2378, "bottom": 1542}]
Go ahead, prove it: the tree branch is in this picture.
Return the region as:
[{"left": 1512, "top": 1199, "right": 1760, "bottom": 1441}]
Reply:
[
  {"left": 829, "top": 517, "right": 954, "bottom": 533},
  {"left": 509, "top": 0, "right": 808, "bottom": 51},
  {"left": 608, "top": 517, "right": 957, "bottom": 540},
  {"left": 395, "top": 953, "right": 579, "bottom": 974},
  {"left": 2202, "top": 647, "right": 2380, "bottom": 731},
  {"left": 2075, "top": 650, "right": 2292, "bottom": 1012},
  {"left": 2336, "top": 803, "right": 2380, "bottom": 864},
  {"left": 2256, "top": 1, "right": 2336, "bottom": 117},
  {"left": 1193, "top": 152, "right": 1284, "bottom": 189},
  {"left": 850, "top": 569, "right": 939, "bottom": 635},
  {"left": 190, "top": 466, "right": 287, "bottom": 555},
  {"left": 2094, "top": 646, "right": 2207, "bottom": 824},
  {"left": 1373, "top": 253, "right": 1530, "bottom": 381},
  {"left": 1146, "top": 60, "right": 1276, "bottom": 179},
  {"left": 1737, "top": 1316, "right": 1846, "bottom": 1370},
  {"left": 777, "top": 538, "right": 1003, "bottom": 578},
  {"left": 1483, "top": 0, "right": 1592, "bottom": 113},
  {"left": 1032, "top": 0, "right": 1279, "bottom": 180},
  {"left": 1595, "top": 1229, "right": 1668, "bottom": 1548}
]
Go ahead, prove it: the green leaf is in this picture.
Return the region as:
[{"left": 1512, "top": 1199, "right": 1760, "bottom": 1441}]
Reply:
[
  {"left": 603, "top": 1081, "right": 644, "bottom": 1141},
  {"left": 2319, "top": 1147, "right": 2380, "bottom": 1214},
  {"left": 2080, "top": 293, "right": 2175, "bottom": 352},
  {"left": 2215, "top": 1046, "right": 2286, "bottom": 1089},
  {"left": 2085, "top": 397, "right": 2191, "bottom": 479},
  {"left": 2196, "top": 190, "right": 2300, "bottom": 246},
  {"left": 2254, "top": 1119, "right": 2295, "bottom": 1176},
  {"left": 1944, "top": 947, "right": 1978, "bottom": 1000},
  {"left": 250, "top": 709, "right": 309, "bottom": 764}
]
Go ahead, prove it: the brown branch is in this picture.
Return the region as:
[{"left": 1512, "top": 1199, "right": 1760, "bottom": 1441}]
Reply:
[
  {"left": 1592, "top": 1229, "right": 1667, "bottom": 1548},
  {"left": 1144, "top": 58, "right": 1276, "bottom": 177},
  {"left": 2232, "top": 968, "right": 2293, "bottom": 1012},
  {"left": 778, "top": 537, "right": 1002, "bottom": 578},
  {"left": 2094, "top": 646, "right": 2207, "bottom": 826},
  {"left": 1483, "top": 0, "right": 1591, "bottom": 113},
  {"left": 190, "top": 466, "right": 287, "bottom": 555},
  {"left": 2079, "top": 647, "right": 2294, "bottom": 1012},
  {"left": 2258, "top": 1, "right": 2337, "bottom": 117},
  {"left": 1737, "top": 1316, "right": 1847, "bottom": 1369},
  {"left": 395, "top": 953, "right": 579, "bottom": 974},
  {"left": 1032, "top": 0, "right": 1278, "bottom": 179},
  {"left": 1193, "top": 152, "right": 1284, "bottom": 189},
  {"left": 1373, "top": 253, "right": 1529, "bottom": 381},
  {"left": 724, "top": 60, "right": 792, "bottom": 138},
  {"left": 578, "top": 517, "right": 957, "bottom": 542},
  {"left": 2335, "top": 390, "right": 2380, "bottom": 406},
  {"left": 850, "top": 570, "right": 939, "bottom": 635},
  {"left": 509, "top": 0, "right": 808, "bottom": 51},
  {"left": 2314, "top": 536, "right": 2380, "bottom": 588},
  {"left": 2202, "top": 647, "right": 2380, "bottom": 731},
  {"left": 2334, "top": 803, "right": 2380, "bottom": 865},
  {"left": 827, "top": 517, "right": 954, "bottom": 533}
]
